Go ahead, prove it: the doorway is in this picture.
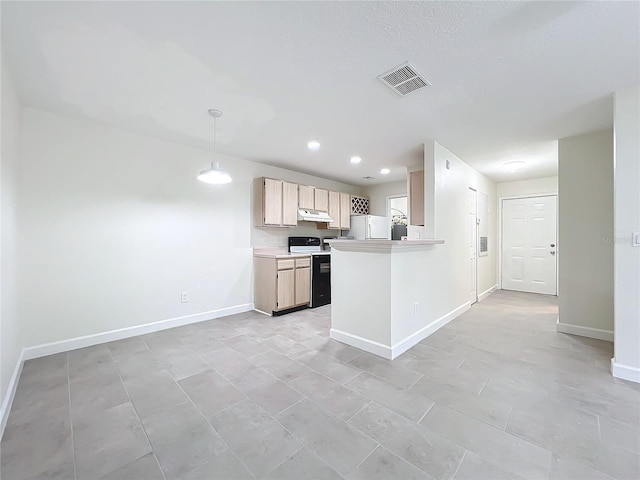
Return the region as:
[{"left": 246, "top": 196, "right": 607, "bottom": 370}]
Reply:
[
  {"left": 501, "top": 195, "right": 557, "bottom": 295},
  {"left": 469, "top": 188, "right": 477, "bottom": 304},
  {"left": 387, "top": 195, "right": 408, "bottom": 240}
]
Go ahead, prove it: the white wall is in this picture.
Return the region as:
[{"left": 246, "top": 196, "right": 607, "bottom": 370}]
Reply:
[
  {"left": 16, "top": 108, "right": 360, "bottom": 351},
  {"left": 1, "top": 55, "right": 22, "bottom": 423},
  {"left": 361, "top": 180, "right": 407, "bottom": 216},
  {"left": 497, "top": 176, "right": 558, "bottom": 199},
  {"left": 613, "top": 86, "right": 640, "bottom": 382},
  {"left": 330, "top": 141, "right": 497, "bottom": 359},
  {"left": 427, "top": 141, "right": 498, "bottom": 300},
  {"left": 558, "top": 129, "right": 614, "bottom": 337}
]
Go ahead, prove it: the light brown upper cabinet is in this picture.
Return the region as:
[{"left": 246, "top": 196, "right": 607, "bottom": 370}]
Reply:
[
  {"left": 314, "top": 188, "right": 329, "bottom": 212},
  {"left": 254, "top": 177, "right": 298, "bottom": 227},
  {"left": 409, "top": 170, "right": 425, "bottom": 226},
  {"left": 298, "top": 184, "right": 315, "bottom": 210},
  {"left": 327, "top": 191, "right": 341, "bottom": 229},
  {"left": 282, "top": 181, "right": 298, "bottom": 226},
  {"left": 339, "top": 192, "right": 351, "bottom": 229},
  {"left": 324, "top": 191, "right": 351, "bottom": 230}
]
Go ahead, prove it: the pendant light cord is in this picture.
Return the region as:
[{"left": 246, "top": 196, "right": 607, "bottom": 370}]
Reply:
[{"left": 212, "top": 114, "right": 217, "bottom": 169}]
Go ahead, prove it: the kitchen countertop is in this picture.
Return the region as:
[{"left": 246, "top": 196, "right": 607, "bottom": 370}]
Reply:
[
  {"left": 326, "top": 239, "right": 444, "bottom": 252},
  {"left": 253, "top": 248, "right": 312, "bottom": 259}
]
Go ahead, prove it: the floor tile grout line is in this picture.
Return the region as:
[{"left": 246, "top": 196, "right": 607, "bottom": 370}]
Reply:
[
  {"left": 406, "top": 373, "right": 425, "bottom": 391},
  {"left": 478, "top": 378, "right": 489, "bottom": 395},
  {"left": 343, "top": 401, "right": 447, "bottom": 480},
  {"left": 450, "top": 449, "right": 468, "bottom": 479},
  {"left": 172, "top": 376, "right": 257, "bottom": 480},
  {"left": 106, "top": 343, "right": 168, "bottom": 480},
  {"left": 257, "top": 444, "right": 306, "bottom": 479},
  {"left": 66, "top": 353, "right": 78, "bottom": 480},
  {"left": 348, "top": 442, "right": 381, "bottom": 475},
  {"left": 416, "top": 401, "right": 435, "bottom": 425},
  {"left": 343, "top": 400, "right": 373, "bottom": 424},
  {"left": 163, "top": 340, "right": 261, "bottom": 478}
]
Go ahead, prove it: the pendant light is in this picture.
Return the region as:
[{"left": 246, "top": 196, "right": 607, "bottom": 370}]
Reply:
[{"left": 197, "top": 109, "right": 232, "bottom": 184}]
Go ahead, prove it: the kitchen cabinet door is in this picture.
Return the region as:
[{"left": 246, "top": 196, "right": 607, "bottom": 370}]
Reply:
[
  {"left": 298, "top": 185, "right": 315, "bottom": 209},
  {"left": 263, "top": 178, "right": 283, "bottom": 226},
  {"left": 277, "top": 268, "right": 295, "bottom": 310},
  {"left": 339, "top": 193, "right": 351, "bottom": 229},
  {"left": 282, "top": 181, "right": 299, "bottom": 226},
  {"left": 295, "top": 266, "right": 311, "bottom": 305},
  {"left": 327, "top": 191, "right": 341, "bottom": 229},
  {"left": 314, "top": 188, "right": 329, "bottom": 212}
]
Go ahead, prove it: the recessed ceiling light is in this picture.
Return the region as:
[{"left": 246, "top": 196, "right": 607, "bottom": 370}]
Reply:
[
  {"left": 350, "top": 156, "right": 362, "bottom": 164},
  {"left": 380, "top": 168, "right": 390, "bottom": 175},
  {"left": 503, "top": 161, "right": 525, "bottom": 172},
  {"left": 307, "top": 141, "right": 320, "bottom": 151}
]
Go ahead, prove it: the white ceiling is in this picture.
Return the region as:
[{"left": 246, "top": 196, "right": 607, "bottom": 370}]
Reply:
[{"left": 2, "top": 1, "right": 638, "bottom": 185}]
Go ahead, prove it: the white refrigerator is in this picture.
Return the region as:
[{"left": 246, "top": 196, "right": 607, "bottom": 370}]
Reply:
[{"left": 348, "top": 215, "right": 389, "bottom": 240}]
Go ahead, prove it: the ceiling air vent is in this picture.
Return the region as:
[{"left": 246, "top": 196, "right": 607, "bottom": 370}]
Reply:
[{"left": 378, "top": 62, "right": 430, "bottom": 97}]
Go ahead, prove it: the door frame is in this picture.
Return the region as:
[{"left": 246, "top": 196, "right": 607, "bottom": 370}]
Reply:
[
  {"left": 498, "top": 193, "right": 559, "bottom": 294},
  {"left": 469, "top": 187, "right": 478, "bottom": 304},
  {"left": 386, "top": 193, "right": 408, "bottom": 240}
]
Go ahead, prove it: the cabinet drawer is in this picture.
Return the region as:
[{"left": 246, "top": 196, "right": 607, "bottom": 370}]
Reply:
[
  {"left": 295, "top": 257, "right": 311, "bottom": 268},
  {"left": 277, "top": 259, "right": 295, "bottom": 270}
]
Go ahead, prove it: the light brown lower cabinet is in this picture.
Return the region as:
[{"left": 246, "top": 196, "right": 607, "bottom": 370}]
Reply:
[
  {"left": 295, "top": 266, "right": 311, "bottom": 305},
  {"left": 254, "top": 256, "right": 311, "bottom": 314}
]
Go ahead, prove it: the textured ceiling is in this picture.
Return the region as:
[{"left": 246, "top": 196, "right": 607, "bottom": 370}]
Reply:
[{"left": 2, "top": 1, "right": 638, "bottom": 185}]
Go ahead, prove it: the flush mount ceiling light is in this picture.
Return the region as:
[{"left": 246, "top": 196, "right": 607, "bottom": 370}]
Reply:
[
  {"left": 503, "top": 161, "right": 525, "bottom": 172},
  {"left": 307, "top": 141, "right": 320, "bottom": 151},
  {"left": 350, "top": 156, "right": 362, "bottom": 164},
  {"left": 380, "top": 168, "right": 390, "bottom": 175},
  {"left": 197, "top": 109, "right": 232, "bottom": 185}
]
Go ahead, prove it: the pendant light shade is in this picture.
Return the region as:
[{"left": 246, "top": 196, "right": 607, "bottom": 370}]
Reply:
[{"left": 197, "top": 109, "right": 232, "bottom": 184}]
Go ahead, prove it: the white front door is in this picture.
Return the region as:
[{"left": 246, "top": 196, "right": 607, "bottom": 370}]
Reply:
[
  {"left": 469, "top": 188, "right": 477, "bottom": 304},
  {"left": 502, "top": 196, "right": 557, "bottom": 295}
]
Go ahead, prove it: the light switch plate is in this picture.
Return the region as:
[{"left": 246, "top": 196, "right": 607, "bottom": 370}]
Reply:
[{"left": 633, "top": 232, "right": 640, "bottom": 247}]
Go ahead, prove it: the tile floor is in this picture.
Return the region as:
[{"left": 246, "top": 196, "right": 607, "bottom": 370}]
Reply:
[{"left": 2, "top": 290, "right": 639, "bottom": 480}]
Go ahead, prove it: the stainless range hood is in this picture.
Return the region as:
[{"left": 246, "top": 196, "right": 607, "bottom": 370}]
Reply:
[{"left": 297, "top": 208, "right": 334, "bottom": 223}]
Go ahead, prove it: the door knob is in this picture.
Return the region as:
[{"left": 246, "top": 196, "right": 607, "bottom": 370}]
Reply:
[{"left": 550, "top": 243, "right": 555, "bottom": 247}]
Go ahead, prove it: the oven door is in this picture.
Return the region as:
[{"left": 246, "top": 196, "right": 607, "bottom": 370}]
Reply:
[{"left": 311, "top": 254, "right": 331, "bottom": 307}]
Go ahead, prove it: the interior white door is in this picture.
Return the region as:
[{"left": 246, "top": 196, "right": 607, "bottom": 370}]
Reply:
[
  {"left": 469, "top": 188, "right": 477, "bottom": 304},
  {"left": 502, "top": 196, "right": 557, "bottom": 295}
]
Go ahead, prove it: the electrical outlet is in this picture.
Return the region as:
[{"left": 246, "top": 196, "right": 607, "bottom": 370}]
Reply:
[{"left": 181, "top": 292, "right": 189, "bottom": 303}]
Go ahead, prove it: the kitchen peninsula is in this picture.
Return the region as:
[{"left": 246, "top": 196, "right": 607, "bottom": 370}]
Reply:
[{"left": 327, "top": 239, "right": 450, "bottom": 360}]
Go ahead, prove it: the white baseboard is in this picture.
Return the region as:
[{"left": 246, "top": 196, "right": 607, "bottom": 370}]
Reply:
[
  {"left": 330, "top": 329, "right": 392, "bottom": 359},
  {"left": 1, "top": 302, "right": 253, "bottom": 440},
  {"left": 23, "top": 303, "right": 254, "bottom": 360},
  {"left": 0, "top": 350, "right": 25, "bottom": 439},
  {"left": 611, "top": 358, "right": 640, "bottom": 383},
  {"left": 390, "top": 302, "right": 471, "bottom": 359},
  {"left": 330, "top": 302, "right": 471, "bottom": 361},
  {"left": 556, "top": 320, "right": 614, "bottom": 342},
  {"left": 478, "top": 284, "right": 498, "bottom": 302}
]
